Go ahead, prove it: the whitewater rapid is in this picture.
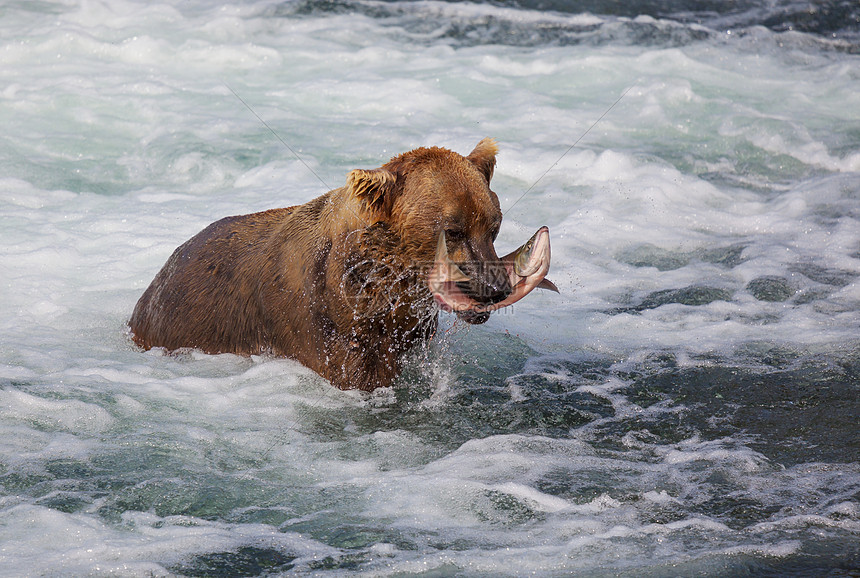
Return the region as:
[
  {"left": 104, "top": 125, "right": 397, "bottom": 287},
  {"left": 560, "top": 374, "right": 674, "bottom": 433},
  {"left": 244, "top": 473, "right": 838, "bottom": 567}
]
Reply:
[{"left": 1, "top": 0, "right": 859, "bottom": 575}]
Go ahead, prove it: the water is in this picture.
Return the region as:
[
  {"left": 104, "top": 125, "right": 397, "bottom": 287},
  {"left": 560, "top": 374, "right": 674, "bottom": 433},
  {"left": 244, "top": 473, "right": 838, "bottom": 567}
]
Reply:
[{"left": 1, "top": 0, "right": 859, "bottom": 575}]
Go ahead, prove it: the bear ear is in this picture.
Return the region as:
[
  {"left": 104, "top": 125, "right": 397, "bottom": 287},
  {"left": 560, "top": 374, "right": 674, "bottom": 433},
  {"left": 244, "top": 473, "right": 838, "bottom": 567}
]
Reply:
[
  {"left": 466, "top": 137, "right": 499, "bottom": 183},
  {"left": 346, "top": 168, "right": 397, "bottom": 217}
]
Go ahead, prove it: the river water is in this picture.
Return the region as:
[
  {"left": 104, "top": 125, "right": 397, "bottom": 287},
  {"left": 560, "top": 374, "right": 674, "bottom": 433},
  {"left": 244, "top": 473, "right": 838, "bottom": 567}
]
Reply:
[{"left": 1, "top": 0, "right": 859, "bottom": 575}]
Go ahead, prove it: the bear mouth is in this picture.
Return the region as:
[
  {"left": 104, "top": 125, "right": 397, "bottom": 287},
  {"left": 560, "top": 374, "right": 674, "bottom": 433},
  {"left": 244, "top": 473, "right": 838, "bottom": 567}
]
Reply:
[{"left": 427, "top": 226, "right": 557, "bottom": 322}]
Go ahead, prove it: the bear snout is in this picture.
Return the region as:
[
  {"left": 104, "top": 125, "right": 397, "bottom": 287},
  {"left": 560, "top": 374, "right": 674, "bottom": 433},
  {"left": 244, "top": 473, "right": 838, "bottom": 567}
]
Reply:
[{"left": 455, "top": 261, "right": 512, "bottom": 305}]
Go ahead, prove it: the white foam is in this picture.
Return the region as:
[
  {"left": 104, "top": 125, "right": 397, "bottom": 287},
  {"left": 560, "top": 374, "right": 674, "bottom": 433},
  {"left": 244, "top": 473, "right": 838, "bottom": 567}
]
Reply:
[
  {"left": 0, "top": 504, "right": 336, "bottom": 577},
  {"left": 0, "top": 390, "right": 115, "bottom": 435}
]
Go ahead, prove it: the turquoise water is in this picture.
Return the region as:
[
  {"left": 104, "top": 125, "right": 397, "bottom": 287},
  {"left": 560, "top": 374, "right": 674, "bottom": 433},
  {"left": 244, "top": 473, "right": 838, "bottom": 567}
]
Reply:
[{"left": 1, "top": 1, "right": 858, "bottom": 575}]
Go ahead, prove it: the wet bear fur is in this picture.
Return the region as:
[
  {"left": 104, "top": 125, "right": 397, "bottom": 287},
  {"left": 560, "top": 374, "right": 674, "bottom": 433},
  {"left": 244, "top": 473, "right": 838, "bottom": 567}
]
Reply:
[{"left": 129, "top": 139, "right": 512, "bottom": 390}]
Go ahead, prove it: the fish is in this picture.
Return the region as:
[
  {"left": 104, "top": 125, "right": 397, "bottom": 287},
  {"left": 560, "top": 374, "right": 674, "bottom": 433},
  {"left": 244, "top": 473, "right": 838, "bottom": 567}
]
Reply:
[{"left": 428, "top": 226, "right": 557, "bottom": 315}]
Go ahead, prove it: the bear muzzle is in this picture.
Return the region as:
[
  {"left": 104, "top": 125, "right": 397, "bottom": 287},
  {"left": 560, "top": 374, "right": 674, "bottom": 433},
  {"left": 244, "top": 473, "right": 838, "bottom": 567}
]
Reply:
[{"left": 428, "top": 226, "right": 557, "bottom": 321}]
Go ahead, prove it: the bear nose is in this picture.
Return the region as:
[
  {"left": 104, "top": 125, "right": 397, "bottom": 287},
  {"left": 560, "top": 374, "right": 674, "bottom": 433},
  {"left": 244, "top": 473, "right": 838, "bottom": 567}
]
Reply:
[
  {"left": 485, "top": 262, "right": 513, "bottom": 304},
  {"left": 455, "top": 263, "right": 511, "bottom": 305},
  {"left": 483, "top": 279, "right": 512, "bottom": 304}
]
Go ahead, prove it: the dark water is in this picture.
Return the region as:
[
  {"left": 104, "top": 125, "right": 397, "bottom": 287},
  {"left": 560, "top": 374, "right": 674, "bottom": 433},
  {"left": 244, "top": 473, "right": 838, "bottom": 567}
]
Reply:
[
  {"left": 498, "top": 0, "right": 860, "bottom": 37},
  {"left": 283, "top": 0, "right": 860, "bottom": 49}
]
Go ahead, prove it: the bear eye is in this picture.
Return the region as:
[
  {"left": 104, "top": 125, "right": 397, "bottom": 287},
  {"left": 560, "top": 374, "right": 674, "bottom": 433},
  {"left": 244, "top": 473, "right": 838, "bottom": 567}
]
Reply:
[{"left": 445, "top": 228, "right": 466, "bottom": 242}]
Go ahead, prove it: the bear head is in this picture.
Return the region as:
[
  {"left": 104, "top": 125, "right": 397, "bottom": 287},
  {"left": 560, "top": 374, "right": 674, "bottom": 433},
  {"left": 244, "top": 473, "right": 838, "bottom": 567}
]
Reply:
[{"left": 344, "top": 138, "right": 510, "bottom": 324}]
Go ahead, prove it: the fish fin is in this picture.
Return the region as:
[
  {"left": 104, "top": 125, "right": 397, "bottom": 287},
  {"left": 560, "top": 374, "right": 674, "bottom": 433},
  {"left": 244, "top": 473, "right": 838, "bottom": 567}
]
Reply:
[{"left": 538, "top": 278, "right": 559, "bottom": 293}]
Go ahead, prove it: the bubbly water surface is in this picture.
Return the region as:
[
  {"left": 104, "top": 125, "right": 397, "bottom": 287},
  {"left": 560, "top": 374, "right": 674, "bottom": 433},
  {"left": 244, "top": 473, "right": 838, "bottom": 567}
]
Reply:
[{"left": 1, "top": 1, "right": 859, "bottom": 575}]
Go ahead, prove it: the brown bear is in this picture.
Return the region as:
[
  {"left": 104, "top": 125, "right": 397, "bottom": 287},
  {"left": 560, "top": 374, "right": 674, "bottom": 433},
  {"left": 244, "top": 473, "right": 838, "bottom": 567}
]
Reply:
[{"left": 129, "top": 138, "right": 554, "bottom": 390}]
